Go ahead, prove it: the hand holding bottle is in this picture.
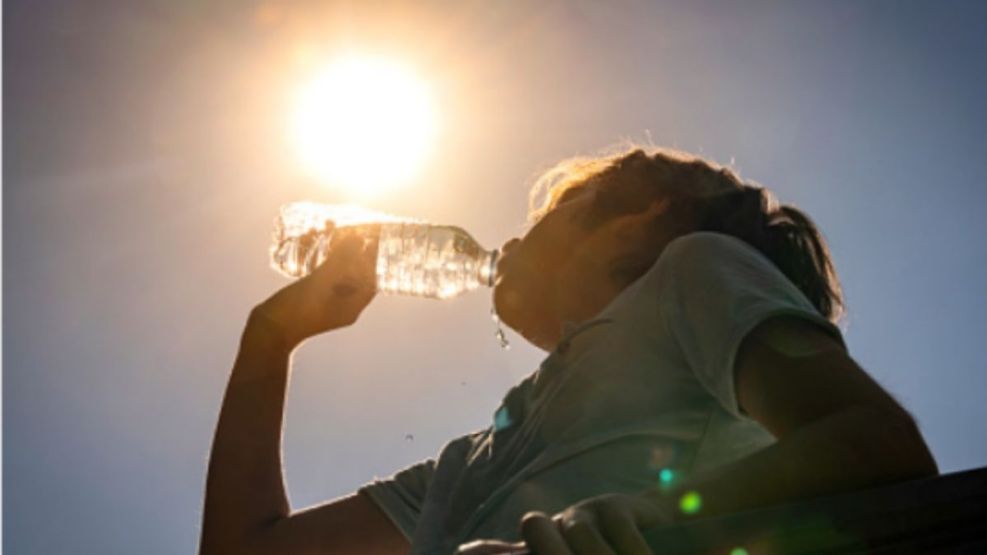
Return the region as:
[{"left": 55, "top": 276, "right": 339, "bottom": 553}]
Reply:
[
  {"left": 254, "top": 223, "right": 381, "bottom": 350},
  {"left": 270, "top": 202, "right": 498, "bottom": 300}
]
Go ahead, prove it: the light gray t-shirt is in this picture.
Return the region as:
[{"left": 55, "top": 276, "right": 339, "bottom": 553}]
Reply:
[{"left": 358, "top": 232, "right": 844, "bottom": 554}]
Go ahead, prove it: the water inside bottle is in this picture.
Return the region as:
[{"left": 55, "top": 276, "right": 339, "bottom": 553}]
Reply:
[
  {"left": 376, "top": 223, "right": 496, "bottom": 299},
  {"left": 271, "top": 201, "right": 501, "bottom": 302},
  {"left": 270, "top": 202, "right": 418, "bottom": 279}
]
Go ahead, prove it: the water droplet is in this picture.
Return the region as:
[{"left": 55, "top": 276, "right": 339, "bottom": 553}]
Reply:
[{"left": 491, "top": 305, "right": 511, "bottom": 350}]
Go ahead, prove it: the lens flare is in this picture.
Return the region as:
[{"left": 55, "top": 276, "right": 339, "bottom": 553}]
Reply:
[
  {"left": 658, "top": 468, "right": 675, "bottom": 489},
  {"left": 679, "top": 490, "right": 702, "bottom": 515}
]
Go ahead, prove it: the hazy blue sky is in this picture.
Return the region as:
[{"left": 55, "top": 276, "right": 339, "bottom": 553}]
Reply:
[{"left": 5, "top": 1, "right": 987, "bottom": 553}]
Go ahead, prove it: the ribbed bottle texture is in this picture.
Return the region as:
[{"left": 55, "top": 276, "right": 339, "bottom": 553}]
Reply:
[
  {"left": 376, "top": 222, "right": 498, "bottom": 299},
  {"left": 270, "top": 202, "right": 498, "bottom": 300}
]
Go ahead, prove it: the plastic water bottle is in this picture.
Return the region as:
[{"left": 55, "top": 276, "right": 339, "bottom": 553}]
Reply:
[{"left": 270, "top": 202, "right": 499, "bottom": 300}]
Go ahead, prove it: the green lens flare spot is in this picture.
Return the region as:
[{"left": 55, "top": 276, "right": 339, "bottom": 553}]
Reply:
[
  {"left": 679, "top": 490, "right": 702, "bottom": 515},
  {"left": 730, "top": 548, "right": 749, "bottom": 555}
]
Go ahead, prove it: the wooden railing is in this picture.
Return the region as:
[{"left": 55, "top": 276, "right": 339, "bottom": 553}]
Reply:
[{"left": 640, "top": 466, "right": 987, "bottom": 554}]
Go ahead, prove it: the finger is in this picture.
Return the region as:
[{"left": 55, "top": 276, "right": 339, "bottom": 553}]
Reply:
[
  {"left": 554, "top": 514, "right": 615, "bottom": 555},
  {"left": 521, "top": 512, "right": 575, "bottom": 555},
  {"left": 595, "top": 510, "right": 651, "bottom": 555},
  {"left": 362, "top": 223, "right": 381, "bottom": 254},
  {"left": 314, "top": 240, "right": 362, "bottom": 296},
  {"left": 322, "top": 233, "right": 375, "bottom": 287},
  {"left": 332, "top": 231, "right": 378, "bottom": 277},
  {"left": 599, "top": 495, "right": 668, "bottom": 555},
  {"left": 359, "top": 231, "right": 379, "bottom": 279},
  {"left": 327, "top": 229, "right": 365, "bottom": 256}
]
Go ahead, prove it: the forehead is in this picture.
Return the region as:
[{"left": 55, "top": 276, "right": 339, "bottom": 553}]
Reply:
[
  {"left": 552, "top": 182, "right": 599, "bottom": 207},
  {"left": 533, "top": 182, "right": 606, "bottom": 228}
]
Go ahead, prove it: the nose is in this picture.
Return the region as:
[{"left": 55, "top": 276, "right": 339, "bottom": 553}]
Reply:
[{"left": 500, "top": 238, "right": 521, "bottom": 254}]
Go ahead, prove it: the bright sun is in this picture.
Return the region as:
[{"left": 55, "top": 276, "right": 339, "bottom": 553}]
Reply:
[{"left": 291, "top": 55, "right": 438, "bottom": 197}]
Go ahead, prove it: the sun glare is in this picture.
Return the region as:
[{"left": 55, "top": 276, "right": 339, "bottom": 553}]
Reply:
[{"left": 291, "top": 55, "right": 438, "bottom": 197}]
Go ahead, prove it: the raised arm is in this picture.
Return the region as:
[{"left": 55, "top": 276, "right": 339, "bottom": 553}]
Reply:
[{"left": 199, "top": 228, "right": 409, "bottom": 555}]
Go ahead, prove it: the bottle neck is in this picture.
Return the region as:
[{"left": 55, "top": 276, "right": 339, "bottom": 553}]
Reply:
[{"left": 479, "top": 249, "right": 499, "bottom": 287}]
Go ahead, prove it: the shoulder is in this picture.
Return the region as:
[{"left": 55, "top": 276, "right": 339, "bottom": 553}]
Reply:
[
  {"left": 641, "top": 231, "right": 822, "bottom": 322},
  {"left": 648, "top": 231, "right": 774, "bottom": 285},
  {"left": 661, "top": 231, "right": 761, "bottom": 263}
]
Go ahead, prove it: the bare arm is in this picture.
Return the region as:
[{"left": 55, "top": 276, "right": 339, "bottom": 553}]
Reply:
[
  {"left": 565, "top": 317, "right": 943, "bottom": 552},
  {"left": 199, "top": 312, "right": 408, "bottom": 555},
  {"left": 464, "top": 317, "right": 940, "bottom": 554},
  {"left": 648, "top": 316, "right": 938, "bottom": 519},
  {"left": 199, "top": 227, "right": 409, "bottom": 555},
  {"left": 199, "top": 313, "right": 293, "bottom": 552}
]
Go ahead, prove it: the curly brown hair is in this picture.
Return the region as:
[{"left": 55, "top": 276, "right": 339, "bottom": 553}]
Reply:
[{"left": 527, "top": 147, "right": 845, "bottom": 323}]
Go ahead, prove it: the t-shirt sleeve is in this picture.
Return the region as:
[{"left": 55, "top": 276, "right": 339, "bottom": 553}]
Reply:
[
  {"left": 654, "top": 232, "right": 845, "bottom": 419},
  {"left": 357, "top": 458, "right": 436, "bottom": 542}
]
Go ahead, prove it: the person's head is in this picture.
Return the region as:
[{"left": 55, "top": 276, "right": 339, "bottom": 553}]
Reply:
[{"left": 493, "top": 146, "right": 844, "bottom": 352}]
